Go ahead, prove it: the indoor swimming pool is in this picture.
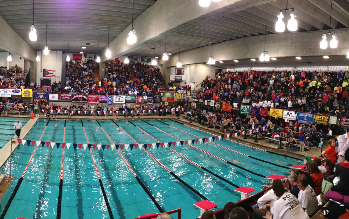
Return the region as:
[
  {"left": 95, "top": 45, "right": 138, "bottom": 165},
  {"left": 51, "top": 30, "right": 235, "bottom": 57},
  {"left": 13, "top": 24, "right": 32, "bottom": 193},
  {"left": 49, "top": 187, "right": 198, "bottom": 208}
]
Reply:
[
  {"left": 0, "top": 119, "right": 301, "bottom": 219},
  {"left": 0, "top": 118, "right": 28, "bottom": 149}
]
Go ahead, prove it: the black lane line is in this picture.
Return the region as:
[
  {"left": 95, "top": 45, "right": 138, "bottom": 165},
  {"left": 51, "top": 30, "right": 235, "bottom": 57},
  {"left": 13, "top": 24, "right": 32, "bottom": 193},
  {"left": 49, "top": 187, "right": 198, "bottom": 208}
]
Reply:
[
  {"left": 170, "top": 119, "right": 302, "bottom": 161},
  {"left": 142, "top": 120, "right": 266, "bottom": 178},
  {"left": 118, "top": 121, "right": 208, "bottom": 202},
  {"left": 80, "top": 120, "right": 114, "bottom": 219},
  {"left": 72, "top": 125, "right": 84, "bottom": 219},
  {"left": 56, "top": 120, "right": 66, "bottom": 219},
  {"left": 89, "top": 121, "right": 126, "bottom": 219},
  {"left": 129, "top": 121, "right": 240, "bottom": 190},
  {"left": 159, "top": 120, "right": 290, "bottom": 169},
  {"left": 34, "top": 121, "right": 59, "bottom": 218}
]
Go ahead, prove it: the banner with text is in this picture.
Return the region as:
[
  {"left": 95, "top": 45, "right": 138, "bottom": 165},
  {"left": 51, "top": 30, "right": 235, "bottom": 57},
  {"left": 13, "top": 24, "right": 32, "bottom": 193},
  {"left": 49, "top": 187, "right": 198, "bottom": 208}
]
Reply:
[
  {"left": 314, "top": 115, "right": 329, "bottom": 125},
  {"left": 34, "top": 91, "right": 49, "bottom": 101},
  {"left": 240, "top": 105, "right": 251, "bottom": 115},
  {"left": 72, "top": 95, "right": 88, "bottom": 103},
  {"left": 270, "top": 108, "right": 283, "bottom": 118},
  {"left": 114, "top": 95, "right": 125, "bottom": 104},
  {"left": 283, "top": 110, "right": 297, "bottom": 120},
  {"left": 297, "top": 112, "right": 314, "bottom": 124}
]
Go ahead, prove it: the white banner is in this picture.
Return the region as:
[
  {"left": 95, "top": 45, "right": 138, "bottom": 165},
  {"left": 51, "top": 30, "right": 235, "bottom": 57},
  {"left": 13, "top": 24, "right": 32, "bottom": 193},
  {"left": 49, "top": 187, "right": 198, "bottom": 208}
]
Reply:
[
  {"left": 210, "top": 100, "right": 215, "bottom": 107},
  {"left": 9, "top": 89, "right": 22, "bottom": 96},
  {"left": 113, "top": 95, "right": 125, "bottom": 104},
  {"left": 0, "top": 89, "right": 11, "bottom": 97},
  {"left": 283, "top": 110, "right": 297, "bottom": 120},
  {"left": 329, "top": 116, "right": 337, "bottom": 125},
  {"left": 49, "top": 94, "right": 59, "bottom": 100}
]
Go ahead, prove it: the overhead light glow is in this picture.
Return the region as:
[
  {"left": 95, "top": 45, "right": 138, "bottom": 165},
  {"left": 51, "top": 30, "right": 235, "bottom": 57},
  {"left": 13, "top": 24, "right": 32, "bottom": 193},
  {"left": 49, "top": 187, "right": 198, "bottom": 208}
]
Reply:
[
  {"left": 43, "top": 46, "right": 50, "bottom": 55},
  {"left": 80, "top": 52, "right": 83, "bottom": 54},
  {"left": 29, "top": 25, "right": 37, "bottom": 41},
  {"left": 323, "top": 56, "right": 329, "bottom": 59},
  {"left": 219, "top": 61, "right": 223, "bottom": 63},
  {"left": 162, "top": 52, "right": 169, "bottom": 61},
  {"left": 105, "top": 48, "right": 111, "bottom": 58},
  {"left": 127, "top": 28, "right": 137, "bottom": 45},
  {"left": 124, "top": 57, "right": 130, "bottom": 64},
  {"left": 259, "top": 52, "right": 269, "bottom": 62},
  {"left": 347, "top": 51, "right": 349, "bottom": 59},
  {"left": 330, "top": 33, "right": 338, "bottom": 48},
  {"left": 96, "top": 56, "right": 101, "bottom": 63},
  {"left": 36, "top": 54, "right": 40, "bottom": 62},
  {"left": 275, "top": 12, "right": 285, "bottom": 33},
  {"left": 233, "top": 60, "right": 238, "bottom": 62},
  {"left": 66, "top": 55, "right": 71, "bottom": 62},
  {"left": 151, "top": 58, "right": 158, "bottom": 66},
  {"left": 296, "top": 56, "right": 302, "bottom": 60},
  {"left": 251, "top": 59, "right": 256, "bottom": 61},
  {"left": 7, "top": 54, "right": 12, "bottom": 62},
  {"left": 207, "top": 56, "right": 215, "bottom": 65},
  {"left": 271, "top": 57, "right": 277, "bottom": 60},
  {"left": 287, "top": 13, "right": 298, "bottom": 31},
  {"left": 198, "top": 0, "right": 211, "bottom": 7},
  {"left": 176, "top": 61, "right": 182, "bottom": 68},
  {"left": 320, "top": 34, "right": 328, "bottom": 49},
  {"left": 82, "top": 46, "right": 86, "bottom": 49},
  {"left": 155, "top": 57, "right": 159, "bottom": 59}
]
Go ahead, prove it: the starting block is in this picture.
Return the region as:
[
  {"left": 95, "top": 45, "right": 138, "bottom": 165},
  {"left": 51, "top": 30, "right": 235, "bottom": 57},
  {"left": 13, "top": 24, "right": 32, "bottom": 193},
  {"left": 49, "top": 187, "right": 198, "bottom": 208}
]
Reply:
[
  {"left": 235, "top": 186, "right": 256, "bottom": 200},
  {"left": 194, "top": 200, "right": 218, "bottom": 218},
  {"left": 265, "top": 174, "right": 285, "bottom": 180},
  {"left": 290, "top": 165, "right": 306, "bottom": 169},
  {"left": 138, "top": 213, "right": 158, "bottom": 219}
]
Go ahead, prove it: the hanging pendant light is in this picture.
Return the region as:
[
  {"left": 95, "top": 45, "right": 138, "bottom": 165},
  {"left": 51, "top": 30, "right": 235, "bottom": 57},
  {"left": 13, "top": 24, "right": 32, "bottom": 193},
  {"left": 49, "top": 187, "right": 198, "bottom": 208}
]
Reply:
[
  {"left": 275, "top": 12, "right": 285, "bottom": 33},
  {"left": 330, "top": 33, "right": 338, "bottom": 48},
  {"left": 105, "top": 27, "right": 111, "bottom": 58},
  {"left": 347, "top": 50, "right": 349, "bottom": 59},
  {"left": 36, "top": 53, "right": 40, "bottom": 62},
  {"left": 29, "top": 0, "right": 37, "bottom": 41},
  {"left": 162, "top": 40, "right": 169, "bottom": 61},
  {"left": 7, "top": 53, "right": 12, "bottom": 62},
  {"left": 260, "top": 27, "right": 270, "bottom": 62},
  {"left": 65, "top": 42, "right": 70, "bottom": 62},
  {"left": 127, "top": 0, "right": 137, "bottom": 45},
  {"left": 96, "top": 42, "right": 101, "bottom": 63},
  {"left": 287, "top": 13, "right": 298, "bottom": 31},
  {"left": 207, "top": 43, "right": 215, "bottom": 65},
  {"left": 151, "top": 48, "right": 158, "bottom": 66},
  {"left": 176, "top": 49, "right": 182, "bottom": 67},
  {"left": 320, "top": 34, "right": 328, "bottom": 49},
  {"left": 259, "top": 52, "right": 265, "bottom": 62},
  {"left": 264, "top": 52, "right": 270, "bottom": 61},
  {"left": 124, "top": 57, "right": 130, "bottom": 64},
  {"left": 198, "top": 0, "right": 211, "bottom": 7},
  {"left": 43, "top": 25, "right": 50, "bottom": 55}
]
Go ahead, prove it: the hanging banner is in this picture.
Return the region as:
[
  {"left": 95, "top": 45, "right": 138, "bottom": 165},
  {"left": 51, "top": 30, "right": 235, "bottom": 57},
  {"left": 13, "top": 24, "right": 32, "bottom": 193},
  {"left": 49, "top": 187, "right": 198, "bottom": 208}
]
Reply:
[
  {"left": 283, "top": 110, "right": 297, "bottom": 120},
  {"left": 163, "top": 93, "right": 174, "bottom": 98},
  {"left": 9, "top": 89, "right": 22, "bottom": 96},
  {"left": 329, "top": 116, "right": 338, "bottom": 125},
  {"left": 0, "top": 89, "right": 11, "bottom": 97},
  {"left": 269, "top": 108, "right": 283, "bottom": 118},
  {"left": 22, "top": 89, "right": 32, "bottom": 97},
  {"left": 99, "top": 95, "right": 107, "bottom": 103},
  {"left": 167, "top": 97, "right": 174, "bottom": 103},
  {"left": 34, "top": 91, "right": 49, "bottom": 101},
  {"left": 297, "top": 112, "right": 314, "bottom": 124},
  {"left": 49, "top": 94, "right": 59, "bottom": 101},
  {"left": 175, "top": 93, "right": 182, "bottom": 100},
  {"left": 72, "top": 94, "right": 88, "bottom": 102},
  {"left": 154, "top": 95, "right": 161, "bottom": 103},
  {"left": 240, "top": 105, "right": 251, "bottom": 115},
  {"left": 222, "top": 102, "right": 231, "bottom": 112},
  {"left": 181, "top": 93, "right": 187, "bottom": 100},
  {"left": 60, "top": 94, "right": 72, "bottom": 101},
  {"left": 107, "top": 95, "right": 113, "bottom": 105},
  {"left": 314, "top": 115, "right": 329, "bottom": 125},
  {"left": 147, "top": 97, "right": 153, "bottom": 104},
  {"left": 43, "top": 69, "right": 56, "bottom": 77},
  {"left": 125, "top": 96, "right": 136, "bottom": 103},
  {"left": 260, "top": 107, "right": 269, "bottom": 117},
  {"left": 136, "top": 96, "right": 144, "bottom": 104},
  {"left": 88, "top": 95, "right": 99, "bottom": 103},
  {"left": 113, "top": 95, "right": 125, "bottom": 104},
  {"left": 251, "top": 107, "right": 260, "bottom": 117},
  {"left": 215, "top": 102, "right": 222, "bottom": 110},
  {"left": 340, "top": 117, "right": 349, "bottom": 126},
  {"left": 210, "top": 100, "right": 215, "bottom": 107}
]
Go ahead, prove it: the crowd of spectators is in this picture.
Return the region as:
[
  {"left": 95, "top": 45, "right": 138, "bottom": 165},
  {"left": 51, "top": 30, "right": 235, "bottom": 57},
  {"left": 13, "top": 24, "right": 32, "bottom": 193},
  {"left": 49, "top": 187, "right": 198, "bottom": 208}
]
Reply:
[{"left": 0, "top": 65, "right": 27, "bottom": 89}]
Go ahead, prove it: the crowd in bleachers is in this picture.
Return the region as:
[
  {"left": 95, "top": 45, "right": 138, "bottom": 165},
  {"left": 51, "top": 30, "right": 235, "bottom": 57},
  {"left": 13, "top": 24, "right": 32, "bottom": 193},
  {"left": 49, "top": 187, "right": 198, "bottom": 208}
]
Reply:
[{"left": 0, "top": 67, "right": 26, "bottom": 89}]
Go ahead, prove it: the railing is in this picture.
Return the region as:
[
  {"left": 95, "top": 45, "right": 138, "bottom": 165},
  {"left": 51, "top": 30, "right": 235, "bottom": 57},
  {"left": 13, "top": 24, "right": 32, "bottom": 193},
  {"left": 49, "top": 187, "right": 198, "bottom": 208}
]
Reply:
[{"left": 137, "top": 208, "right": 181, "bottom": 219}]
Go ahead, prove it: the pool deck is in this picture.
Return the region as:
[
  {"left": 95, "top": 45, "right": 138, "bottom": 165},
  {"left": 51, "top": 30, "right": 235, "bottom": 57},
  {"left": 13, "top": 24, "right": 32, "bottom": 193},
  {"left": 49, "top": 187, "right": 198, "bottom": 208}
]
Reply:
[
  {"left": 1, "top": 114, "right": 321, "bottom": 159},
  {"left": 0, "top": 118, "right": 38, "bottom": 168},
  {"left": 0, "top": 174, "right": 14, "bottom": 200}
]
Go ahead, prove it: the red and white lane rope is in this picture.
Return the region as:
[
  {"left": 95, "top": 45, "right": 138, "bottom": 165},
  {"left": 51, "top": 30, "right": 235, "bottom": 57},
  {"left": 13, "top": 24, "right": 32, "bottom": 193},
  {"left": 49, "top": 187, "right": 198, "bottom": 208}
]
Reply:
[
  {"left": 59, "top": 125, "right": 66, "bottom": 180},
  {"left": 82, "top": 126, "right": 101, "bottom": 180}
]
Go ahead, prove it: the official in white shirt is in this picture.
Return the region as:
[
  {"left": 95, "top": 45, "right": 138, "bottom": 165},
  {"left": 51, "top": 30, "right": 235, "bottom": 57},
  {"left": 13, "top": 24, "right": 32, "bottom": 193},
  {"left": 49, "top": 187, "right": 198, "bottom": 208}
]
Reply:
[
  {"left": 337, "top": 131, "right": 349, "bottom": 163},
  {"left": 297, "top": 175, "right": 318, "bottom": 216},
  {"left": 14, "top": 120, "right": 22, "bottom": 138}
]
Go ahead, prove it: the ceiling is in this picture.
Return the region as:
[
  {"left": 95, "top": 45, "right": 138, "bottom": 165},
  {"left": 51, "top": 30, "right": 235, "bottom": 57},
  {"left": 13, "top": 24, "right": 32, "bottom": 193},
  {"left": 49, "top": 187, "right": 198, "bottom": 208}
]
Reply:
[
  {"left": 0, "top": 0, "right": 156, "bottom": 53},
  {"left": 0, "top": 0, "right": 349, "bottom": 58},
  {"left": 126, "top": 0, "right": 349, "bottom": 57}
]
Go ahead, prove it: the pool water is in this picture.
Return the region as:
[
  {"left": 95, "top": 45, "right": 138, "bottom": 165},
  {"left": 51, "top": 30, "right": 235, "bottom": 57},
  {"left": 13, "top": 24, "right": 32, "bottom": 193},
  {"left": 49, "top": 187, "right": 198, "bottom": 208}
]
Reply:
[
  {"left": 0, "top": 118, "right": 28, "bottom": 148},
  {"left": 0, "top": 118, "right": 301, "bottom": 219}
]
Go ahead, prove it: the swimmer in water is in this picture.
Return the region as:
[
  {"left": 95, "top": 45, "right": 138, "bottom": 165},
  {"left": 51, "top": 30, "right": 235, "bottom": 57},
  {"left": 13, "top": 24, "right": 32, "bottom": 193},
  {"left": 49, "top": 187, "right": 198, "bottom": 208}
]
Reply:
[
  {"left": 141, "top": 133, "right": 147, "bottom": 138},
  {"left": 225, "top": 157, "right": 246, "bottom": 166},
  {"left": 96, "top": 127, "right": 99, "bottom": 131},
  {"left": 117, "top": 128, "right": 121, "bottom": 132},
  {"left": 111, "top": 123, "right": 114, "bottom": 126},
  {"left": 54, "top": 124, "right": 58, "bottom": 127},
  {"left": 126, "top": 121, "right": 129, "bottom": 125}
]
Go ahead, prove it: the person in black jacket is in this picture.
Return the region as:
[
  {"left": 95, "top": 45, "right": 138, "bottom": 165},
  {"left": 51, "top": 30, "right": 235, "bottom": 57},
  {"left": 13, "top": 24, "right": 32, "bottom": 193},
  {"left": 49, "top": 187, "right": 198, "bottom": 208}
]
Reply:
[{"left": 332, "top": 149, "right": 349, "bottom": 196}]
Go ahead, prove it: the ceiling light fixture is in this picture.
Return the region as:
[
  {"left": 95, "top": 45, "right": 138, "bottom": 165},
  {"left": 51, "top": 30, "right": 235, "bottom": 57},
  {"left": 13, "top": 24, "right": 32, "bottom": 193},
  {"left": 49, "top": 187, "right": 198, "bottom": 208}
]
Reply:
[
  {"left": 80, "top": 52, "right": 83, "bottom": 54},
  {"left": 320, "top": 0, "right": 338, "bottom": 50},
  {"left": 162, "top": 39, "right": 169, "bottom": 61},
  {"left": 260, "top": 27, "right": 270, "bottom": 62},
  {"left": 96, "top": 42, "right": 101, "bottom": 63},
  {"left": 251, "top": 59, "right": 256, "bottom": 61},
  {"left": 330, "top": 33, "right": 338, "bottom": 48},
  {"left": 151, "top": 48, "right": 157, "bottom": 66},
  {"left": 7, "top": 53, "right": 12, "bottom": 62},
  {"left": 275, "top": 0, "right": 297, "bottom": 33},
  {"left": 320, "top": 34, "right": 328, "bottom": 49},
  {"left": 207, "top": 43, "right": 215, "bottom": 65},
  {"left": 36, "top": 53, "right": 40, "bottom": 62},
  {"left": 176, "top": 48, "right": 182, "bottom": 68},
  {"left": 219, "top": 61, "right": 223, "bottom": 63},
  {"left": 29, "top": 0, "right": 37, "bottom": 41},
  {"left": 347, "top": 51, "right": 349, "bottom": 59},
  {"left": 198, "top": 0, "right": 211, "bottom": 7},
  {"left": 127, "top": 0, "right": 137, "bottom": 45},
  {"left": 124, "top": 57, "right": 130, "bottom": 64},
  {"left": 66, "top": 42, "right": 70, "bottom": 62},
  {"left": 271, "top": 57, "right": 277, "bottom": 60},
  {"left": 234, "top": 60, "right": 238, "bottom": 62},
  {"left": 82, "top": 46, "right": 86, "bottom": 49},
  {"left": 323, "top": 55, "right": 329, "bottom": 59},
  {"left": 296, "top": 56, "right": 302, "bottom": 59},
  {"left": 105, "top": 27, "right": 111, "bottom": 58},
  {"left": 43, "top": 25, "right": 50, "bottom": 55}
]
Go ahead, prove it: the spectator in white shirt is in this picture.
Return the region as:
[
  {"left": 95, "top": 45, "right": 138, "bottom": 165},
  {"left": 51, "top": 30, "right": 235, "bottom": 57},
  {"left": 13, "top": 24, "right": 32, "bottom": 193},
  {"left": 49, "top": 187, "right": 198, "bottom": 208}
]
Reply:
[
  {"left": 327, "top": 127, "right": 332, "bottom": 140},
  {"left": 264, "top": 179, "right": 309, "bottom": 219},
  {"left": 337, "top": 131, "right": 349, "bottom": 163},
  {"left": 288, "top": 100, "right": 293, "bottom": 110},
  {"left": 14, "top": 120, "right": 22, "bottom": 138},
  {"left": 297, "top": 175, "right": 318, "bottom": 216}
]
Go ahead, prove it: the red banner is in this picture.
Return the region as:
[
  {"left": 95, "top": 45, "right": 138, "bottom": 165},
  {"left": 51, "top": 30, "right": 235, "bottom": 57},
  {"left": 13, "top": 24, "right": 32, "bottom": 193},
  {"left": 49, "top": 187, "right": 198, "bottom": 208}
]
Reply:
[
  {"left": 260, "top": 107, "right": 269, "bottom": 117},
  {"left": 167, "top": 97, "right": 174, "bottom": 102},
  {"left": 42, "top": 85, "right": 51, "bottom": 91},
  {"left": 88, "top": 95, "right": 99, "bottom": 103},
  {"left": 136, "top": 96, "right": 144, "bottom": 104},
  {"left": 60, "top": 94, "right": 72, "bottom": 101},
  {"left": 73, "top": 54, "right": 82, "bottom": 60}
]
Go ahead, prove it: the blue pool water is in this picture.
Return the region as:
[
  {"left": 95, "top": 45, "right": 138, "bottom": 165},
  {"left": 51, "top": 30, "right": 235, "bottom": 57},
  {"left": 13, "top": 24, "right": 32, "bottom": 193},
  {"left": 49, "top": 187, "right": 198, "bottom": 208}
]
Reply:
[
  {"left": 0, "top": 119, "right": 301, "bottom": 219},
  {"left": 0, "top": 118, "right": 29, "bottom": 148}
]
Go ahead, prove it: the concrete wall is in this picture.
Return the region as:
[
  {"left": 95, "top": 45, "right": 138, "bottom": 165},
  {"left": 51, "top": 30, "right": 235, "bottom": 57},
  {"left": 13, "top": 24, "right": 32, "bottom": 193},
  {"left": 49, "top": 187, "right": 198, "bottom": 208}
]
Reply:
[
  {"left": 0, "top": 52, "right": 7, "bottom": 68},
  {"left": 36, "top": 51, "right": 63, "bottom": 86},
  {"left": 0, "top": 52, "right": 24, "bottom": 70}
]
